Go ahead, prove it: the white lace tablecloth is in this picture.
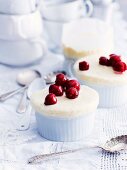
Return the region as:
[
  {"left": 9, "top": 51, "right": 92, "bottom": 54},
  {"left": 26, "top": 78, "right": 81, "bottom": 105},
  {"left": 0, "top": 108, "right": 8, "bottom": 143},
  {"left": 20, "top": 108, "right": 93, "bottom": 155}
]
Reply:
[{"left": 1, "top": 3, "right": 127, "bottom": 170}]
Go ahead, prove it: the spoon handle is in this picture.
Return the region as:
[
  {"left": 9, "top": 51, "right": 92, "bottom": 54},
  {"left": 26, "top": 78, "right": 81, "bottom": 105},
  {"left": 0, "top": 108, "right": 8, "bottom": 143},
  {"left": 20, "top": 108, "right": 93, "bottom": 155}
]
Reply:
[
  {"left": 0, "top": 86, "right": 27, "bottom": 102},
  {"left": 28, "top": 144, "right": 97, "bottom": 164},
  {"left": 16, "top": 89, "right": 28, "bottom": 114},
  {"left": 28, "top": 148, "right": 84, "bottom": 164},
  {"left": 16, "top": 102, "right": 33, "bottom": 131}
]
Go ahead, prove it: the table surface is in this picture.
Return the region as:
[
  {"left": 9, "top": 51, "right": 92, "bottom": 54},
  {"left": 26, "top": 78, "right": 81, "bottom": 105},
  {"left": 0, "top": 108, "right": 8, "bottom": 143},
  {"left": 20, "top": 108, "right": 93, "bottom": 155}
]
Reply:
[{"left": 1, "top": 2, "right": 127, "bottom": 170}]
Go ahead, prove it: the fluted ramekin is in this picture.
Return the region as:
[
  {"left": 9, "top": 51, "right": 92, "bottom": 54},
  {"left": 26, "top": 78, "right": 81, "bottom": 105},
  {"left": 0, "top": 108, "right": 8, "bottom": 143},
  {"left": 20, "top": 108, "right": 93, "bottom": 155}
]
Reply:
[
  {"left": 82, "top": 82, "right": 127, "bottom": 108},
  {"left": 35, "top": 111, "right": 95, "bottom": 142}
]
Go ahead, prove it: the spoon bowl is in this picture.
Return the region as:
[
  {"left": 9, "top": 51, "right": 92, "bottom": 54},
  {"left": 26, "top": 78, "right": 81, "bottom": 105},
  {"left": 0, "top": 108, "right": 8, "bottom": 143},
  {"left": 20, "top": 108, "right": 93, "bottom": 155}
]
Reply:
[
  {"left": 16, "top": 70, "right": 41, "bottom": 86},
  {"left": 102, "top": 135, "right": 127, "bottom": 152}
]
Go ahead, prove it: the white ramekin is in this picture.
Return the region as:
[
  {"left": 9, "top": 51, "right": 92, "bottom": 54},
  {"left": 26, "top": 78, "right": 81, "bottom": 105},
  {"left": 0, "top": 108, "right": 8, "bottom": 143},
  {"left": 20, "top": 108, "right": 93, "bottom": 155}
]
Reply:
[
  {"left": 72, "top": 62, "right": 127, "bottom": 108},
  {"left": 0, "top": 10, "right": 42, "bottom": 40},
  {"left": 82, "top": 81, "right": 127, "bottom": 108},
  {"left": 35, "top": 111, "right": 95, "bottom": 142}
]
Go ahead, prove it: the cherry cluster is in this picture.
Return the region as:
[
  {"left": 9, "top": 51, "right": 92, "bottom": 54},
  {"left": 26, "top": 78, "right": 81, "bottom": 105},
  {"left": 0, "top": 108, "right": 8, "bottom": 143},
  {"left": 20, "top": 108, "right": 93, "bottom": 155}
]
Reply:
[
  {"left": 78, "top": 54, "right": 127, "bottom": 74},
  {"left": 44, "top": 73, "right": 80, "bottom": 105},
  {"left": 99, "top": 54, "right": 127, "bottom": 73}
]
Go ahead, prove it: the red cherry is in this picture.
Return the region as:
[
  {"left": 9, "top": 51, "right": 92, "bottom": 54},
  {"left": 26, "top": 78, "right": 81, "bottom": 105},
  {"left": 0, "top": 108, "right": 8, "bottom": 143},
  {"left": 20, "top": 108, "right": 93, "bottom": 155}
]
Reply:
[
  {"left": 65, "top": 87, "right": 79, "bottom": 99},
  {"left": 113, "top": 61, "right": 126, "bottom": 73},
  {"left": 109, "top": 54, "right": 121, "bottom": 66},
  {"left": 79, "top": 61, "right": 89, "bottom": 71},
  {"left": 99, "top": 56, "right": 110, "bottom": 66},
  {"left": 109, "top": 54, "right": 121, "bottom": 57},
  {"left": 65, "top": 80, "right": 80, "bottom": 91},
  {"left": 49, "top": 84, "right": 64, "bottom": 96},
  {"left": 55, "top": 73, "right": 67, "bottom": 86},
  {"left": 123, "top": 62, "right": 127, "bottom": 71},
  {"left": 44, "top": 93, "right": 57, "bottom": 105}
]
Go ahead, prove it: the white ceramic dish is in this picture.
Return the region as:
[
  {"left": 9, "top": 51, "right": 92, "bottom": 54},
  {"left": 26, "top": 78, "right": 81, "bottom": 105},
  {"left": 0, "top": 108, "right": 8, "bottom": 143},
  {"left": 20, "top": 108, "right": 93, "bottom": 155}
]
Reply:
[
  {"left": 82, "top": 82, "right": 127, "bottom": 108},
  {"left": 43, "top": 18, "right": 64, "bottom": 53},
  {"left": 91, "top": 0, "right": 113, "bottom": 5},
  {"left": 0, "top": 11, "right": 42, "bottom": 40},
  {"left": 0, "top": 0, "right": 38, "bottom": 14},
  {"left": 31, "top": 85, "right": 99, "bottom": 141},
  {"left": 35, "top": 111, "right": 95, "bottom": 141},
  {"left": 0, "top": 37, "right": 47, "bottom": 66},
  {"left": 41, "top": 0, "right": 93, "bottom": 22},
  {"left": 73, "top": 56, "right": 127, "bottom": 108}
]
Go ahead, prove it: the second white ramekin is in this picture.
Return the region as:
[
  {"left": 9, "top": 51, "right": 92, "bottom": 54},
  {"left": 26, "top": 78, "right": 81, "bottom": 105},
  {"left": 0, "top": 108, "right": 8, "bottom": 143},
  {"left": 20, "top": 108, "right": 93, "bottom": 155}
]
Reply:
[{"left": 82, "top": 81, "right": 127, "bottom": 108}]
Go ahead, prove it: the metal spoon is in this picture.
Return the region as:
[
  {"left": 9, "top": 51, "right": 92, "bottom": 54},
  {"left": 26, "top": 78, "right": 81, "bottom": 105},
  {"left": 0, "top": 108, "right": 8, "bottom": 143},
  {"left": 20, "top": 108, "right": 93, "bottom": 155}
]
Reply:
[
  {"left": 0, "top": 70, "right": 41, "bottom": 102},
  {"left": 16, "top": 78, "right": 46, "bottom": 131},
  {"left": 16, "top": 70, "right": 41, "bottom": 114},
  {"left": 101, "top": 135, "right": 127, "bottom": 152},
  {"left": 28, "top": 135, "right": 127, "bottom": 164}
]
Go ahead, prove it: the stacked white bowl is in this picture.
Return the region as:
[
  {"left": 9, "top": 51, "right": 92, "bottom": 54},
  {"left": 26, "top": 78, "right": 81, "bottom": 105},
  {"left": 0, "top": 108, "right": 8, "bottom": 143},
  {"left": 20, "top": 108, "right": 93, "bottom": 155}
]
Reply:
[{"left": 0, "top": 0, "right": 46, "bottom": 66}]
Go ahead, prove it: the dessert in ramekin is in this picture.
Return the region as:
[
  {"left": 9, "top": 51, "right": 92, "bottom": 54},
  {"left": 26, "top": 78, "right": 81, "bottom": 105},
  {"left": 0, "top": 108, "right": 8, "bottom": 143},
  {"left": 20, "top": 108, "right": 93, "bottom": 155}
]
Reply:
[
  {"left": 62, "top": 18, "right": 114, "bottom": 75},
  {"left": 31, "top": 74, "right": 99, "bottom": 141},
  {"left": 62, "top": 18, "right": 114, "bottom": 59},
  {"left": 74, "top": 54, "right": 127, "bottom": 108}
]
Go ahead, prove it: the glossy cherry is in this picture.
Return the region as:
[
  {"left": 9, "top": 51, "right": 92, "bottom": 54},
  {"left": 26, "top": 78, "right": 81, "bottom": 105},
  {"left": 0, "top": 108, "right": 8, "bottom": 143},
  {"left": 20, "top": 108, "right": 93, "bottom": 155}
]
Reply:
[
  {"left": 99, "top": 56, "right": 110, "bottom": 66},
  {"left": 65, "top": 87, "right": 79, "bottom": 99},
  {"left": 55, "top": 73, "right": 67, "bottom": 86},
  {"left": 65, "top": 79, "right": 80, "bottom": 91},
  {"left": 123, "top": 62, "right": 127, "bottom": 71},
  {"left": 109, "top": 54, "right": 121, "bottom": 67},
  {"left": 49, "top": 84, "right": 64, "bottom": 96},
  {"left": 79, "top": 61, "right": 89, "bottom": 71},
  {"left": 44, "top": 93, "right": 57, "bottom": 105},
  {"left": 113, "top": 61, "right": 126, "bottom": 73}
]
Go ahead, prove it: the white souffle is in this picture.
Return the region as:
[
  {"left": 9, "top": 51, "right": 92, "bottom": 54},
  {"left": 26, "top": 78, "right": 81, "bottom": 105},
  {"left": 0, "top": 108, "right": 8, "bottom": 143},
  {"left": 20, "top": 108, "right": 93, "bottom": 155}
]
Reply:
[
  {"left": 31, "top": 85, "right": 99, "bottom": 117},
  {"left": 62, "top": 18, "right": 114, "bottom": 59},
  {"left": 74, "top": 55, "right": 127, "bottom": 86}
]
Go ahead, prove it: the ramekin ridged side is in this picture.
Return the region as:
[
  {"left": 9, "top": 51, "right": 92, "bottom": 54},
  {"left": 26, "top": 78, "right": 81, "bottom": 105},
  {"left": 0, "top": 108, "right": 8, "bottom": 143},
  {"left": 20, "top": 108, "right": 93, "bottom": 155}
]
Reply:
[
  {"left": 83, "top": 82, "right": 127, "bottom": 108},
  {"left": 35, "top": 111, "right": 95, "bottom": 142}
]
